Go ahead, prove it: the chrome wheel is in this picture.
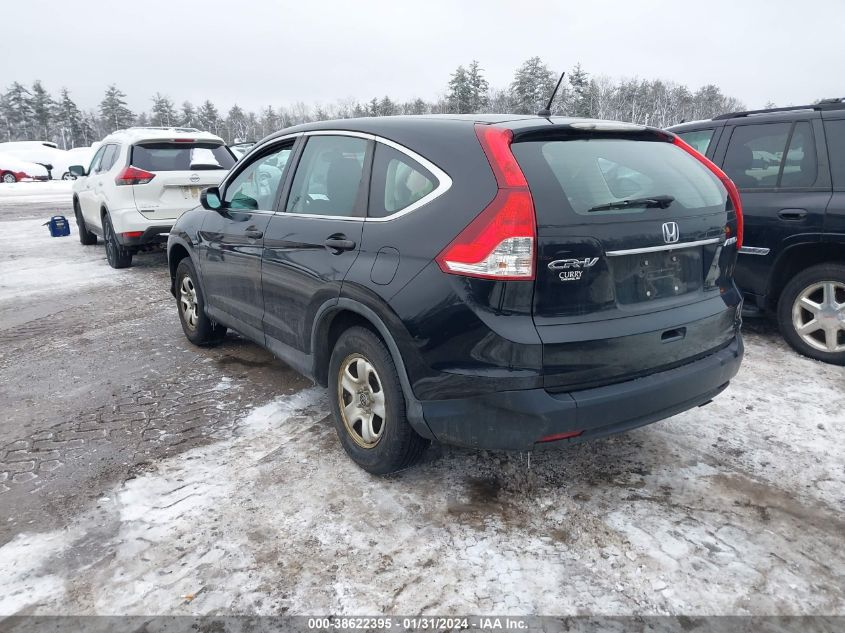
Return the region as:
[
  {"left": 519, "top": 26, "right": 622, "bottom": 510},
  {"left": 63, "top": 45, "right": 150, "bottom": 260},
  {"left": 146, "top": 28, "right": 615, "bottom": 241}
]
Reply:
[
  {"left": 792, "top": 281, "right": 845, "bottom": 353},
  {"left": 338, "top": 353, "right": 386, "bottom": 449},
  {"left": 179, "top": 276, "right": 199, "bottom": 330},
  {"left": 2, "top": 173, "right": 16, "bottom": 183}
]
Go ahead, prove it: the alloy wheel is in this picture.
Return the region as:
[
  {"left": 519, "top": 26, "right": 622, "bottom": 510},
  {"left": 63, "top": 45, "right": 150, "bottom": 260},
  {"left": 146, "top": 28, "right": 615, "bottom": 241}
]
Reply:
[
  {"left": 179, "top": 276, "right": 199, "bottom": 330},
  {"left": 2, "top": 173, "right": 15, "bottom": 183},
  {"left": 337, "top": 353, "right": 386, "bottom": 448},
  {"left": 792, "top": 280, "right": 845, "bottom": 353}
]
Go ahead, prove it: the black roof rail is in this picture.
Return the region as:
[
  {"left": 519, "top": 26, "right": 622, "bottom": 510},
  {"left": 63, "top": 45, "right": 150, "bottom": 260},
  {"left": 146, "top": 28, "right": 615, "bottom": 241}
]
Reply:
[{"left": 713, "top": 98, "right": 845, "bottom": 120}]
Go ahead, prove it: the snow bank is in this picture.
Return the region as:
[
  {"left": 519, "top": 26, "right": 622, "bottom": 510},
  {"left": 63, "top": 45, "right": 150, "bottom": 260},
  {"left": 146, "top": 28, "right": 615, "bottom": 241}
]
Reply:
[{"left": 0, "top": 180, "right": 73, "bottom": 204}]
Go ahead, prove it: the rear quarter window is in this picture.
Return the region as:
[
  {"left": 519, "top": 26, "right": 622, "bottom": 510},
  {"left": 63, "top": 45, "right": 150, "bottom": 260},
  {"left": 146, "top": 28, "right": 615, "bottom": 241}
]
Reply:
[
  {"left": 131, "top": 143, "right": 236, "bottom": 172},
  {"left": 512, "top": 138, "right": 726, "bottom": 217},
  {"left": 677, "top": 129, "right": 715, "bottom": 155}
]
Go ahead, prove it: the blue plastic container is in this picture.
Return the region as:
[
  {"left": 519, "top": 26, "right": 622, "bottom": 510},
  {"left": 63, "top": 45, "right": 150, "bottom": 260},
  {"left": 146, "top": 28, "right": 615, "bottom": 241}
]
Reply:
[{"left": 47, "top": 215, "right": 70, "bottom": 237}]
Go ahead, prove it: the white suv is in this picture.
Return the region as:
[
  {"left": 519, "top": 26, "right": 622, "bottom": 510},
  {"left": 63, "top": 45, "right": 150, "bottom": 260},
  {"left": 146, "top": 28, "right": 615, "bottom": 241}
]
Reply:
[{"left": 70, "top": 127, "right": 235, "bottom": 268}]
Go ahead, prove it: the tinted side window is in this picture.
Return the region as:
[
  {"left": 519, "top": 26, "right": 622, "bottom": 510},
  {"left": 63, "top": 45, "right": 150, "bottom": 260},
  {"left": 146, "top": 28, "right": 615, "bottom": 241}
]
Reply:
[
  {"left": 88, "top": 146, "right": 106, "bottom": 174},
  {"left": 825, "top": 119, "right": 845, "bottom": 189},
  {"left": 369, "top": 143, "right": 437, "bottom": 218},
  {"left": 723, "top": 123, "right": 791, "bottom": 189},
  {"left": 678, "top": 129, "right": 715, "bottom": 155},
  {"left": 223, "top": 144, "right": 293, "bottom": 211},
  {"left": 100, "top": 144, "right": 120, "bottom": 172},
  {"left": 286, "top": 136, "right": 367, "bottom": 217},
  {"left": 780, "top": 122, "right": 817, "bottom": 187}
]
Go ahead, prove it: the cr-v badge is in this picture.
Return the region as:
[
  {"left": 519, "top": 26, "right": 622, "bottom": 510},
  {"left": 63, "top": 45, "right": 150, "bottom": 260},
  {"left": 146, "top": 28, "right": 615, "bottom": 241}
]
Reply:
[{"left": 548, "top": 257, "right": 599, "bottom": 282}]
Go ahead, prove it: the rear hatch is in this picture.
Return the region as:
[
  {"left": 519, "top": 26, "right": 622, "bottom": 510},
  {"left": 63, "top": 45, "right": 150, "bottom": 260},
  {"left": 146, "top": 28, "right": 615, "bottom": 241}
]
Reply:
[
  {"left": 511, "top": 126, "right": 740, "bottom": 391},
  {"left": 129, "top": 141, "right": 235, "bottom": 220}
]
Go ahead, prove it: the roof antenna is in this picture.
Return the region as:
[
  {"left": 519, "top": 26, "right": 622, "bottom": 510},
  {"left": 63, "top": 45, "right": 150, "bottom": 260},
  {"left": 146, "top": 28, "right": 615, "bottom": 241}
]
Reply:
[{"left": 537, "top": 72, "right": 565, "bottom": 118}]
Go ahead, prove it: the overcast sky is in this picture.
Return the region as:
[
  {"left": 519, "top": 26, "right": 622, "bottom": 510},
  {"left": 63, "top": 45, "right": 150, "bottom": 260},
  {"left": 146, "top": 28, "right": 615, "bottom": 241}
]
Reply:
[{"left": 4, "top": 0, "right": 843, "bottom": 113}]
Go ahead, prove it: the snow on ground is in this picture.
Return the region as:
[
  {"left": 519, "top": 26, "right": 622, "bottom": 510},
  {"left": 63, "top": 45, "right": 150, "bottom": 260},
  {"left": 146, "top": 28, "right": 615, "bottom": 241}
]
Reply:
[
  {"left": 0, "top": 180, "right": 73, "bottom": 205},
  {"left": 0, "top": 343, "right": 842, "bottom": 616},
  {"left": 0, "top": 217, "right": 120, "bottom": 303}
]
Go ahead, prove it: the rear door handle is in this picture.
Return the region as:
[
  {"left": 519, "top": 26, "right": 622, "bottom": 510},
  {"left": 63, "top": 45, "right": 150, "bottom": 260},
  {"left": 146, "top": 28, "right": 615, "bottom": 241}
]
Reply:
[
  {"left": 778, "top": 208, "right": 808, "bottom": 221},
  {"left": 325, "top": 236, "right": 356, "bottom": 252},
  {"left": 244, "top": 229, "right": 264, "bottom": 239}
]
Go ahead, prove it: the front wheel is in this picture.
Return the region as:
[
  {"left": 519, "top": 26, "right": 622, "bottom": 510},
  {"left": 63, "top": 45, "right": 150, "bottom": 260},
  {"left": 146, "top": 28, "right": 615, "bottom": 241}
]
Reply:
[
  {"left": 175, "top": 258, "right": 227, "bottom": 346},
  {"left": 62, "top": 172, "right": 76, "bottom": 181},
  {"left": 2, "top": 172, "right": 16, "bottom": 183},
  {"left": 778, "top": 263, "right": 845, "bottom": 365},
  {"left": 74, "top": 201, "right": 97, "bottom": 245},
  {"left": 328, "top": 326, "right": 429, "bottom": 474},
  {"left": 102, "top": 212, "right": 132, "bottom": 269}
]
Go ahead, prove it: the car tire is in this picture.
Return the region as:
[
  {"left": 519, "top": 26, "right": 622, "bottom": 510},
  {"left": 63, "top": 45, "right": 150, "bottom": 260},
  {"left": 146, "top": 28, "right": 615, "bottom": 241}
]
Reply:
[
  {"left": 175, "top": 258, "right": 227, "bottom": 346},
  {"left": 74, "top": 201, "right": 97, "bottom": 245},
  {"left": 778, "top": 263, "right": 845, "bottom": 365},
  {"left": 62, "top": 172, "right": 76, "bottom": 181},
  {"left": 2, "top": 172, "right": 16, "bottom": 183},
  {"left": 102, "top": 212, "right": 133, "bottom": 269},
  {"left": 328, "top": 326, "right": 429, "bottom": 475}
]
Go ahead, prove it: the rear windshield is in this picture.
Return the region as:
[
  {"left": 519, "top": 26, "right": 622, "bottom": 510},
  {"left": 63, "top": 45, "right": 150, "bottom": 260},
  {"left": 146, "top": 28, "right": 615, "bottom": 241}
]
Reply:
[
  {"left": 511, "top": 138, "right": 726, "bottom": 216},
  {"left": 131, "top": 142, "right": 236, "bottom": 172}
]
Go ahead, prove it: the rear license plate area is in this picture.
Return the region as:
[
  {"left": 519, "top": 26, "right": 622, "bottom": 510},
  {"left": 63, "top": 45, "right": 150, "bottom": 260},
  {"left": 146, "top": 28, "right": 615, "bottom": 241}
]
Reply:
[{"left": 611, "top": 248, "right": 702, "bottom": 304}]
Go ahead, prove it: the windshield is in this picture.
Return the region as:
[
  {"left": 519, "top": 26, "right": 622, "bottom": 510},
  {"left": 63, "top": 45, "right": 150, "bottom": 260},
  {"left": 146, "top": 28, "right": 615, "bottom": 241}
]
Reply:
[
  {"left": 511, "top": 138, "right": 726, "bottom": 217},
  {"left": 131, "top": 142, "right": 236, "bottom": 172}
]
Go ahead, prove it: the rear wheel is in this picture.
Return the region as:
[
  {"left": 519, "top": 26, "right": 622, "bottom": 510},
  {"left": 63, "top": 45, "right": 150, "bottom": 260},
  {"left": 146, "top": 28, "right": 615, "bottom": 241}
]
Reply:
[
  {"left": 778, "top": 263, "right": 845, "bottom": 365},
  {"left": 328, "top": 326, "right": 429, "bottom": 474},
  {"left": 2, "top": 172, "right": 16, "bottom": 183},
  {"left": 102, "top": 212, "right": 132, "bottom": 269},
  {"left": 175, "top": 258, "right": 227, "bottom": 346},
  {"left": 74, "top": 201, "right": 97, "bottom": 245}
]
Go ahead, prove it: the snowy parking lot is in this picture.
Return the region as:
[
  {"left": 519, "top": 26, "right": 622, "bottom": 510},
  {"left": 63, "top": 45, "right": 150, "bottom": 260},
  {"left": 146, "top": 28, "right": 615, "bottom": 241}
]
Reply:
[{"left": 0, "top": 182, "right": 843, "bottom": 616}]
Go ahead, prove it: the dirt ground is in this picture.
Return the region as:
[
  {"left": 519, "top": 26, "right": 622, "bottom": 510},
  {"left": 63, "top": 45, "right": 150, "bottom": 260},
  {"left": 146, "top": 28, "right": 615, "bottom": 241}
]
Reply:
[{"left": 0, "top": 183, "right": 843, "bottom": 616}]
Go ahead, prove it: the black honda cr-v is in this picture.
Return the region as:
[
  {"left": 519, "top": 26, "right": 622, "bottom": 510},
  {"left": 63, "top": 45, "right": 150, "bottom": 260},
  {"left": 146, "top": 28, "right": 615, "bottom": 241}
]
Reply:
[{"left": 167, "top": 115, "right": 744, "bottom": 474}]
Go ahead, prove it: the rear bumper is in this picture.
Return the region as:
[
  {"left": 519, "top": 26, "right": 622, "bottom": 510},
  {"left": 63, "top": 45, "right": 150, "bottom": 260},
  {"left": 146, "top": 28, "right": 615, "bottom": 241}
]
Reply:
[
  {"left": 419, "top": 335, "right": 743, "bottom": 450},
  {"left": 116, "top": 225, "right": 172, "bottom": 247}
]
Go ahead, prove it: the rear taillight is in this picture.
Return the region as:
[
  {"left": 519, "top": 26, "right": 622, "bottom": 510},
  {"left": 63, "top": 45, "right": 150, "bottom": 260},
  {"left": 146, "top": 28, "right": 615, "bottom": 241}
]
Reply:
[
  {"left": 115, "top": 166, "right": 155, "bottom": 186},
  {"left": 672, "top": 135, "right": 743, "bottom": 249},
  {"left": 435, "top": 125, "right": 536, "bottom": 280},
  {"left": 122, "top": 231, "right": 144, "bottom": 239}
]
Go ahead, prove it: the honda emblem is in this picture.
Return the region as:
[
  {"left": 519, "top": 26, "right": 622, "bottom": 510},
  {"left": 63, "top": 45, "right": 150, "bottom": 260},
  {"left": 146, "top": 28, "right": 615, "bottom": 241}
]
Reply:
[{"left": 662, "top": 222, "right": 680, "bottom": 244}]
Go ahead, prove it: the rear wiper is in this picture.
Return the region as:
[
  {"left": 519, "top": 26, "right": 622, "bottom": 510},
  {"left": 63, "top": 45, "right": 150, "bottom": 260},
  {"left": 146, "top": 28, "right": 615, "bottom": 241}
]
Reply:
[{"left": 587, "top": 195, "right": 675, "bottom": 213}]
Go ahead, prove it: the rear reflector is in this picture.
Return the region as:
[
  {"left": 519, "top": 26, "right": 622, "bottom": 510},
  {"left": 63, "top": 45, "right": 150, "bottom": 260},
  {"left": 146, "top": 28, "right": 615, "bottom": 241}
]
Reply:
[
  {"left": 121, "top": 231, "right": 144, "bottom": 239},
  {"left": 538, "top": 430, "right": 584, "bottom": 443},
  {"left": 115, "top": 165, "right": 155, "bottom": 186},
  {"left": 672, "top": 136, "right": 744, "bottom": 248},
  {"left": 435, "top": 125, "right": 536, "bottom": 280}
]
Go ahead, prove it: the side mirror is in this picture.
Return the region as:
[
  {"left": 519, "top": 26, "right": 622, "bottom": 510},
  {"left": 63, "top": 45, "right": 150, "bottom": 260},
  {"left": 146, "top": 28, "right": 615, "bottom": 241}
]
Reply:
[
  {"left": 200, "top": 186, "right": 224, "bottom": 211},
  {"left": 68, "top": 165, "right": 86, "bottom": 177}
]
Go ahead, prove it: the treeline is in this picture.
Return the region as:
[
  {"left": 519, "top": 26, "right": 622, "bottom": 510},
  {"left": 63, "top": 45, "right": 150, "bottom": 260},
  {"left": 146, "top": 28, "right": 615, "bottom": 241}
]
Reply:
[{"left": 0, "top": 57, "right": 748, "bottom": 149}]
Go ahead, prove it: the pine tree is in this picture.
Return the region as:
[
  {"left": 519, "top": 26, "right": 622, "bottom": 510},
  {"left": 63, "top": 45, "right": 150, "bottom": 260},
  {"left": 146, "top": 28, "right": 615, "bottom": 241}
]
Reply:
[
  {"left": 260, "top": 106, "right": 279, "bottom": 136},
  {"left": 567, "top": 63, "right": 590, "bottom": 117},
  {"left": 99, "top": 85, "right": 134, "bottom": 133},
  {"left": 150, "top": 93, "right": 177, "bottom": 127},
  {"left": 135, "top": 112, "right": 150, "bottom": 126},
  {"left": 29, "top": 81, "right": 54, "bottom": 140},
  {"left": 447, "top": 65, "right": 471, "bottom": 113},
  {"left": 367, "top": 98, "right": 380, "bottom": 117},
  {"left": 509, "top": 57, "right": 556, "bottom": 115},
  {"left": 408, "top": 98, "right": 428, "bottom": 115},
  {"left": 180, "top": 101, "right": 197, "bottom": 128},
  {"left": 197, "top": 100, "right": 220, "bottom": 135},
  {"left": 2, "top": 82, "right": 34, "bottom": 140},
  {"left": 226, "top": 104, "right": 247, "bottom": 143},
  {"left": 466, "top": 60, "right": 490, "bottom": 113},
  {"left": 53, "top": 88, "right": 83, "bottom": 148},
  {"left": 378, "top": 96, "right": 396, "bottom": 116}
]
